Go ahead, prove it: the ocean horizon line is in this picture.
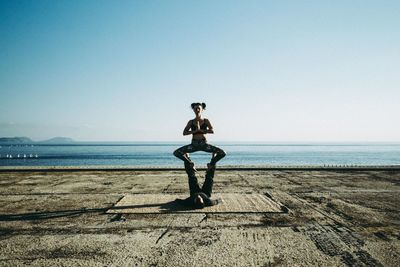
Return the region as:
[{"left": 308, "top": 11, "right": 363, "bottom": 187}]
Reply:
[{"left": 2, "top": 141, "right": 400, "bottom": 146}]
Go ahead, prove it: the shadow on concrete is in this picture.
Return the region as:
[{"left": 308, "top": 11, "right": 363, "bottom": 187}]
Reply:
[
  {"left": 110, "top": 200, "right": 196, "bottom": 213},
  {"left": 0, "top": 207, "right": 108, "bottom": 221},
  {"left": 0, "top": 200, "right": 195, "bottom": 221}
]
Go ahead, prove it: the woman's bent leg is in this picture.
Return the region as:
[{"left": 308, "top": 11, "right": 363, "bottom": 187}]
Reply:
[
  {"left": 203, "top": 144, "right": 226, "bottom": 165},
  {"left": 173, "top": 144, "right": 197, "bottom": 164}
]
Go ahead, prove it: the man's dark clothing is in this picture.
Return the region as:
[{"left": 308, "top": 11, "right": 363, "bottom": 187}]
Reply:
[
  {"left": 175, "top": 161, "right": 219, "bottom": 208},
  {"left": 175, "top": 192, "right": 219, "bottom": 208},
  {"left": 184, "top": 161, "right": 214, "bottom": 197}
]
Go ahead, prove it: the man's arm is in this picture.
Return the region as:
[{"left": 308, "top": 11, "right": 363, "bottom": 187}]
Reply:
[{"left": 198, "top": 192, "right": 220, "bottom": 206}]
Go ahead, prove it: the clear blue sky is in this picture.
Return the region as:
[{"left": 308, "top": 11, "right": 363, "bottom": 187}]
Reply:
[{"left": 1, "top": 0, "right": 399, "bottom": 142}]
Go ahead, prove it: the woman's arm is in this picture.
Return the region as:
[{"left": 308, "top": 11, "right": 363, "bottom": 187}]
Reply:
[
  {"left": 196, "top": 119, "right": 214, "bottom": 134},
  {"left": 183, "top": 120, "right": 201, "bottom": 136},
  {"left": 183, "top": 119, "right": 214, "bottom": 135}
]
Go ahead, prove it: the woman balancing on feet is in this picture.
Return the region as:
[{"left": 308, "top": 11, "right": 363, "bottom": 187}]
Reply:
[
  {"left": 173, "top": 102, "right": 226, "bottom": 172},
  {"left": 173, "top": 102, "right": 226, "bottom": 209}
]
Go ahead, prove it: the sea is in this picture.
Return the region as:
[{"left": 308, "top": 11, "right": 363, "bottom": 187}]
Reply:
[{"left": 0, "top": 142, "right": 399, "bottom": 167}]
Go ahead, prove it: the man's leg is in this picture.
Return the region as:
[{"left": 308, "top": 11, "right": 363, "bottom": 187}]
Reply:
[
  {"left": 197, "top": 143, "right": 226, "bottom": 196},
  {"left": 201, "top": 166, "right": 215, "bottom": 197},
  {"left": 184, "top": 161, "right": 201, "bottom": 196}
]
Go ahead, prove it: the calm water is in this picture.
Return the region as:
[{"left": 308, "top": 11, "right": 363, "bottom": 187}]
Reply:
[{"left": 0, "top": 142, "right": 399, "bottom": 167}]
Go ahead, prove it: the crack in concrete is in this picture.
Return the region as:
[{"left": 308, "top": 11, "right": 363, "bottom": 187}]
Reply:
[{"left": 155, "top": 228, "right": 170, "bottom": 244}]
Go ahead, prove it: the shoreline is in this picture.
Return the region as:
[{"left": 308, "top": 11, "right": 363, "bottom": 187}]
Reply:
[{"left": 1, "top": 164, "right": 400, "bottom": 172}]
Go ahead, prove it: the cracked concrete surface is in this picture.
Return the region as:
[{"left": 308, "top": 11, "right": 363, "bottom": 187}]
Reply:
[{"left": 0, "top": 169, "right": 399, "bottom": 266}]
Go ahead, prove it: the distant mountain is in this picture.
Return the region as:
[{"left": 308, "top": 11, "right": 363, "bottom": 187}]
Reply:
[
  {"left": 39, "top": 137, "right": 76, "bottom": 144},
  {"left": 0, "top": 136, "right": 76, "bottom": 144},
  {"left": 0, "top": 137, "right": 34, "bottom": 144}
]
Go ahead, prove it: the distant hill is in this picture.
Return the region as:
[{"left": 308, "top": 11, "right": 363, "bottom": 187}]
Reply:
[
  {"left": 0, "top": 136, "right": 76, "bottom": 144},
  {"left": 0, "top": 137, "right": 34, "bottom": 144},
  {"left": 39, "top": 137, "right": 76, "bottom": 144}
]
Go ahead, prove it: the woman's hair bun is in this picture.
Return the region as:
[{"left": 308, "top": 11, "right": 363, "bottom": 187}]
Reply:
[{"left": 191, "top": 102, "right": 206, "bottom": 110}]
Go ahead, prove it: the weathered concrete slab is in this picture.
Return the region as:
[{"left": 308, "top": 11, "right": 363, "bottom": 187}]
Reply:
[
  {"left": 107, "top": 193, "right": 284, "bottom": 213},
  {"left": 1, "top": 169, "right": 399, "bottom": 266}
]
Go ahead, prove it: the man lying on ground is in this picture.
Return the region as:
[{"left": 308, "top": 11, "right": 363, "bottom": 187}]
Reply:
[{"left": 175, "top": 161, "right": 222, "bottom": 209}]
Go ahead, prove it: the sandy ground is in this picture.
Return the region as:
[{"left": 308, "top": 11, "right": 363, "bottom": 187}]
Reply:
[{"left": 0, "top": 168, "right": 399, "bottom": 266}]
